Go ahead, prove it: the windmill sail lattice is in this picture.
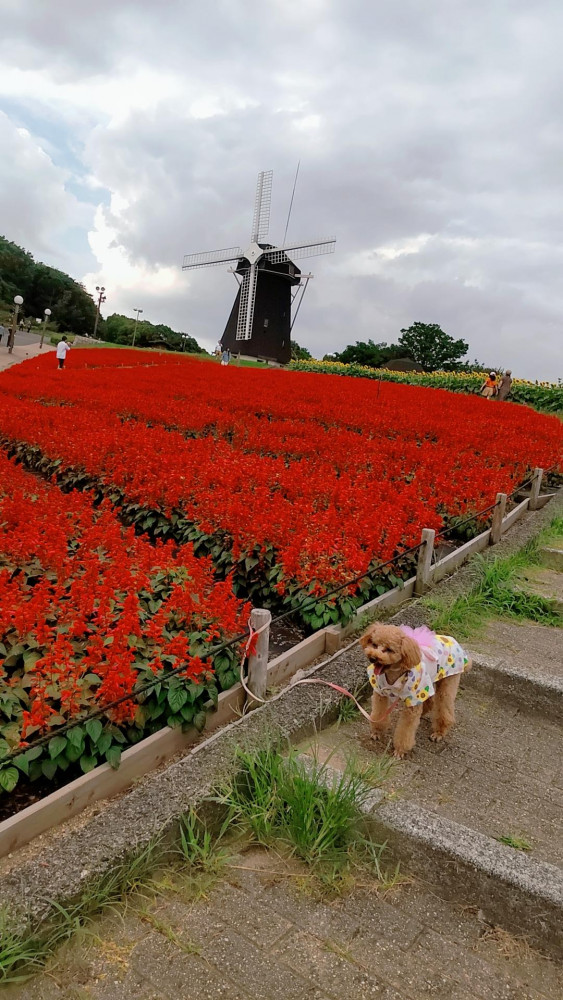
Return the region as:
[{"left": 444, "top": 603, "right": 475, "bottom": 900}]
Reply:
[{"left": 182, "top": 170, "right": 335, "bottom": 363}]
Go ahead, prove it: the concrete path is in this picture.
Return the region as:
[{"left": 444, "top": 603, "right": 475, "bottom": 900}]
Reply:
[
  {"left": 301, "top": 539, "right": 563, "bottom": 870},
  {"left": 5, "top": 848, "right": 562, "bottom": 1000},
  {"left": 0, "top": 337, "right": 55, "bottom": 372}
]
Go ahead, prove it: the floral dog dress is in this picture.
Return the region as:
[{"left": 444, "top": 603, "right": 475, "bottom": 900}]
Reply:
[{"left": 368, "top": 628, "right": 470, "bottom": 707}]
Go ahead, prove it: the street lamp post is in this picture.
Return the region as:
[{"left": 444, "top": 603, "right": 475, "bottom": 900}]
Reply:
[
  {"left": 40, "top": 308, "right": 52, "bottom": 349},
  {"left": 93, "top": 286, "right": 106, "bottom": 339},
  {"left": 8, "top": 295, "right": 23, "bottom": 354},
  {"left": 181, "top": 333, "right": 191, "bottom": 352},
  {"left": 132, "top": 308, "right": 143, "bottom": 347}
]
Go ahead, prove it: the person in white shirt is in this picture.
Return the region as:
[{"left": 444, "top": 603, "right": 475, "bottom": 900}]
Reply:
[{"left": 56, "top": 336, "right": 71, "bottom": 369}]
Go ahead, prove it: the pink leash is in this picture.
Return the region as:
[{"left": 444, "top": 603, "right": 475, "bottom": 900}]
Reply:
[{"left": 239, "top": 618, "right": 389, "bottom": 723}]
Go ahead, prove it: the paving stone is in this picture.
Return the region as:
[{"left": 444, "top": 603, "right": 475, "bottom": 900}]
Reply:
[
  {"left": 273, "top": 928, "right": 403, "bottom": 999},
  {"left": 226, "top": 850, "right": 361, "bottom": 944},
  {"left": 159, "top": 881, "right": 294, "bottom": 950},
  {"left": 338, "top": 890, "right": 423, "bottom": 951},
  {"left": 74, "top": 975, "right": 167, "bottom": 1000},
  {"left": 130, "top": 932, "right": 251, "bottom": 1000},
  {"left": 200, "top": 927, "right": 313, "bottom": 1000},
  {"left": 146, "top": 894, "right": 227, "bottom": 949},
  {"left": 348, "top": 928, "right": 544, "bottom": 1000},
  {"left": 410, "top": 929, "right": 551, "bottom": 1000}
]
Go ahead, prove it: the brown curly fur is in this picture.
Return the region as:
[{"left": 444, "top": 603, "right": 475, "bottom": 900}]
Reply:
[{"left": 360, "top": 623, "right": 471, "bottom": 758}]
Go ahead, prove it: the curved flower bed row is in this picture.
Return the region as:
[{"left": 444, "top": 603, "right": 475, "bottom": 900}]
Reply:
[
  {"left": 0, "top": 449, "right": 248, "bottom": 796},
  {"left": 0, "top": 350, "right": 561, "bottom": 802},
  {"left": 288, "top": 359, "right": 563, "bottom": 412}
]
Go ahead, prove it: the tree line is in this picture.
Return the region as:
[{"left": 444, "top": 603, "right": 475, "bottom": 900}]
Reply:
[
  {"left": 0, "top": 236, "right": 203, "bottom": 352},
  {"left": 324, "top": 322, "right": 480, "bottom": 372},
  {"left": 0, "top": 236, "right": 97, "bottom": 337},
  {"left": 104, "top": 313, "right": 201, "bottom": 352}
]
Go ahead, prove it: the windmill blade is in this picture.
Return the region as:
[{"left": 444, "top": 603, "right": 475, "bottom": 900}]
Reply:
[
  {"left": 236, "top": 262, "right": 258, "bottom": 341},
  {"left": 250, "top": 170, "right": 273, "bottom": 243},
  {"left": 182, "top": 247, "right": 243, "bottom": 270},
  {"left": 263, "top": 238, "right": 336, "bottom": 264}
]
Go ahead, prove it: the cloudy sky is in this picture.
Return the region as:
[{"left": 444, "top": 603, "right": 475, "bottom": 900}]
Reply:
[{"left": 1, "top": 0, "right": 562, "bottom": 378}]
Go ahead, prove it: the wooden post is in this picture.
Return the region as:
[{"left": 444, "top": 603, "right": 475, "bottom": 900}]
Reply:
[
  {"left": 324, "top": 625, "right": 342, "bottom": 654},
  {"left": 529, "top": 468, "right": 543, "bottom": 511},
  {"left": 415, "top": 528, "right": 435, "bottom": 596},
  {"left": 247, "top": 608, "right": 271, "bottom": 704},
  {"left": 490, "top": 493, "right": 507, "bottom": 545}
]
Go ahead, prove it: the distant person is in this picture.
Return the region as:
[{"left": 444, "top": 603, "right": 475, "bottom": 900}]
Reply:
[
  {"left": 19, "top": 318, "right": 25, "bottom": 330},
  {"left": 0, "top": 324, "right": 7, "bottom": 345},
  {"left": 479, "top": 371, "right": 498, "bottom": 399},
  {"left": 56, "top": 336, "right": 71, "bottom": 370},
  {"left": 497, "top": 370, "right": 513, "bottom": 401},
  {"left": 221, "top": 348, "right": 231, "bottom": 366},
  {"left": 215, "top": 342, "right": 222, "bottom": 357}
]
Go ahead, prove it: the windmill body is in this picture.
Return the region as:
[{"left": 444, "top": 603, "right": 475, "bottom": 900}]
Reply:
[{"left": 182, "top": 171, "right": 335, "bottom": 364}]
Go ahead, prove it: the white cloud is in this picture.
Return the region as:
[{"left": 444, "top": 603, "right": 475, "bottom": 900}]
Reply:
[{"left": 0, "top": 112, "right": 91, "bottom": 266}]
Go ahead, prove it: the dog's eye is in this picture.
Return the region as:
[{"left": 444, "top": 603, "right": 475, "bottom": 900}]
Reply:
[{"left": 383, "top": 647, "right": 392, "bottom": 653}]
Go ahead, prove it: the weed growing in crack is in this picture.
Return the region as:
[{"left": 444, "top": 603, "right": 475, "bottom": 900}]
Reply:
[
  {"left": 213, "top": 743, "right": 395, "bottom": 892},
  {"left": 496, "top": 833, "right": 533, "bottom": 852},
  {"left": 424, "top": 517, "right": 563, "bottom": 638}
]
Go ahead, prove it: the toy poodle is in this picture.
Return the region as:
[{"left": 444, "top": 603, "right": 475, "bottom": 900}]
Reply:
[{"left": 360, "top": 623, "right": 472, "bottom": 758}]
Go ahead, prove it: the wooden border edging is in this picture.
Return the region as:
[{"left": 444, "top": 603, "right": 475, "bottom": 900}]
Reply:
[
  {"left": 0, "top": 486, "right": 552, "bottom": 858},
  {"left": 0, "top": 628, "right": 330, "bottom": 858},
  {"left": 500, "top": 496, "right": 529, "bottom": 532}
]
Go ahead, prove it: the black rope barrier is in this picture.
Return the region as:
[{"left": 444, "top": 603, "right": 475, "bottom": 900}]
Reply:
[{"left": 1, "top": 464, "right": 558, "bottom": 764}]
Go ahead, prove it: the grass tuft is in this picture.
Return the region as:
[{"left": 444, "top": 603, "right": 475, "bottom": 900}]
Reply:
[
  {"left": 213, "top": 744, "right": 393, "bottom": 890},
  {"left": 425, "top": 517, "right": 563, "bottom": 638},
  {"left": 496, "top": 833, "right": 533, "bottom": 852}
]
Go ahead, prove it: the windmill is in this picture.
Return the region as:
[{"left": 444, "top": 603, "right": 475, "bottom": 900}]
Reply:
[{"left": 182, "top": 170, "right": 336, "bottom": 364}]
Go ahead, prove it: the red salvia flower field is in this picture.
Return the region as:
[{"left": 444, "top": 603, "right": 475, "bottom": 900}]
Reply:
[{"left": 0, "top": 349, "right": 561, "bottom": 797}]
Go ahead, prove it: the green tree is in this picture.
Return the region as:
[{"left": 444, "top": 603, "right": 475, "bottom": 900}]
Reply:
[
  {"left": 105, "top": 313, "right": 202, "bottom": 352},
  {"left": 290, "top": 340, "right": 312, "bottom": 360},
  {"left": 329, "top": 339, "right": 403, "bottom": 368},
  {"left": 397, "top": 322, "right": 468, "bottom": 371},
  {"left": 0, "top": 236, "right": 97, "bottom": 336}
]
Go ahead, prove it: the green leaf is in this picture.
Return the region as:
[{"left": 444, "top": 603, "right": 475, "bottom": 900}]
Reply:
[
  {"left": 85, "top": 719, "right": 103, "bottom": 744},
  {"left": 97, "top": 732, "right": 112, "bottom": 756},
  {"left": 42, "top": 759, "right": 58, "bottom": 781},
  {"left": 65, "top": 742, "right": 83, "bottom": 763},
  {"left": 0, "top": 767, "right": 19, "bottom": 792},
  {"left": 25, "top": 745, "right": 43, "bottom": 761},
  {"left": 48, "top": 735, "right": 67, "bottom": 759},
  {"left": 105, "top": 746, "right": 122, "bottom": 770},
  {"left": 166, "top": 714, "right": 182, "bottom": 729},
  {"left": 67, "top": 725, "right": 84, "bottom": 749},
  {"left": 12, "top": 753, "right": 29, "bottom": 776},
  {"left": 0, "top": 738, "right": 10, "bottom": 761},
  {"left": 193, "top": 711, "right": 207, "bottom": 733},
  {"left": 167, "top": 686, "right": 188, "bottom": 713},
  {"left": 84, "top": 673, "right": 102, "bottom": 687},
  {"left": 79, "top": 754, "right": 98, "bottom": 774}
]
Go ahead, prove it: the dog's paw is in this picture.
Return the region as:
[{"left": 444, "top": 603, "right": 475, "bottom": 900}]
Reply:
[
  {"left": 429, "top": 731, "right": 445, "bottom": 742},
  {"left": 393, "top": 749, "right": 406, "bottom": 759}
]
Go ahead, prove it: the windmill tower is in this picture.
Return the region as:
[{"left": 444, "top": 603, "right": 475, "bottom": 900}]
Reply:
[{"left": 182, "top": 171, "right": 336, "bottom": 364}]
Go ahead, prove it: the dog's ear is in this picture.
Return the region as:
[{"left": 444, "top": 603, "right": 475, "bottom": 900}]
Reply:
[
  {"left": 400, "top": 636, "right": 421, "bottom": 669},
  {"left": 359, "top": 631, "right": 371, "bottom": 649}
]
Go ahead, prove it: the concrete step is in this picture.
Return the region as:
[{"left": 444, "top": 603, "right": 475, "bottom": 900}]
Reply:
[
  {"left": 540, "top": 545, "right": 563, "bottom": 572},
  {"left": 298, "top": 650, "right": 563, "bottom": 956},
  {"left": 297, "top": 748, "right": 563, "bottom": 959},
  {"left": 514, "top": 564, "right": 563, "bottom": 616},
  {"left": 467, "top": 620, "right": 563, "bottom": 722}
]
